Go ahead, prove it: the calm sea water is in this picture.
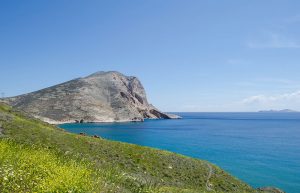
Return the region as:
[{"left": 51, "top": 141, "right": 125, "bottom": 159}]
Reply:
[{"left": 60, "top": 113, "right": 300, "bottom": 193}]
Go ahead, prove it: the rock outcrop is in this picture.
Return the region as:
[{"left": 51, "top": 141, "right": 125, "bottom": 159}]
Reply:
[
  {"left": 258, "top": 187, "right": 286, "bottom": 193},
  {"left": 4, "top": 71, "right": 180, "bottom": 124}
]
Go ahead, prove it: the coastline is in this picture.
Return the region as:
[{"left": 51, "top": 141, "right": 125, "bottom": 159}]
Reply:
[
  {"left": 37, "top": 113, "right": 182, "bottom": 125},
  {"left": 0, "top": 103, "right": 286, "bottom": 192}
]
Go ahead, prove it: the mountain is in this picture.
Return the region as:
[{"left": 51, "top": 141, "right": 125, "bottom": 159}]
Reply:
[
  {"left": 258, "top": 109, "right": 298, "bottom": 113},
  {"left": 3, "top": 71, "right": 180, "bottom": 124}
]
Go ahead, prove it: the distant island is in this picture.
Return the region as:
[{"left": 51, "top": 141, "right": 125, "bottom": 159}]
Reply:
[{"left": 258, "top": 109, "right": 299, "bottom": 113}]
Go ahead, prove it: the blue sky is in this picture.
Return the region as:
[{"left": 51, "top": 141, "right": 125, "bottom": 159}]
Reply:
[{"left": 1, "top": 0, "right": 300, "bottom": 112}]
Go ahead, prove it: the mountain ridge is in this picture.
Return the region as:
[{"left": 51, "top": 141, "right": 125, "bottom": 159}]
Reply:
[{"left": 3, "top": 71, "right": 180, "bottom": 124}]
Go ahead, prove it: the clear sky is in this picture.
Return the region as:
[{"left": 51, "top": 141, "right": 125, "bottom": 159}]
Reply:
[{"left": 1, "top": 0, "right": 300, "bottom": 112}]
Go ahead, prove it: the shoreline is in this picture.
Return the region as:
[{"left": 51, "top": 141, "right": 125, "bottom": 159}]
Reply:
[{"left": 37, "top": 114, "right": 182, "bottom": 125}]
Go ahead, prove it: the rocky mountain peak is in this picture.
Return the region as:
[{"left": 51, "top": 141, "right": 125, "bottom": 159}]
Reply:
[{"left": 4, "top": 71, "right": 180, "bottom": 124}]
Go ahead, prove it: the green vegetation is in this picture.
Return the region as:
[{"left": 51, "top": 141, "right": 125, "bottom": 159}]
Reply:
[
  {"left": 0, "top": 102, "right": 260, "bottom": 192},
  {"left": 0, "top": 139, "right": 96, "bottom": 192}
]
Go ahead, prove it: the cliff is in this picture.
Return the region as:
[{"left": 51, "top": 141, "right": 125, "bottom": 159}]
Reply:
[{"left": 4, "top": 71, "right": 180, "bottom": 124}]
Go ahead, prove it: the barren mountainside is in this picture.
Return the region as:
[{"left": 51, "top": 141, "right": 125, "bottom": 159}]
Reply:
[{"left": 4, "top": 71, "right": 178, "bottom": 124}]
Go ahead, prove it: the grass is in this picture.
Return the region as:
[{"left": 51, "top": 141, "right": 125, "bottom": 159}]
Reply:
[{"left": 0, "top": 102, "right": 261, "bottom": 192}]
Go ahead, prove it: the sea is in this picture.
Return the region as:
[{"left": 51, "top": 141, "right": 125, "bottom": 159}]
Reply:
[{"left": 60, "top": 112, "right": 300, "bottom": 193}]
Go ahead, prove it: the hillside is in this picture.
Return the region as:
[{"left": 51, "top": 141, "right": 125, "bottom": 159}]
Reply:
[
  {"left": 4, "top": 71, "right": 179, "bottom": 124},
  {"left": 0, "top": 102, "right": 281, "bottom": 192}
]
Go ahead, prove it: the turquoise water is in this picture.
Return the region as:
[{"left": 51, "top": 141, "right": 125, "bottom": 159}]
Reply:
[{"left": 60, "top": 113, "right": 300, "bottom": 193}]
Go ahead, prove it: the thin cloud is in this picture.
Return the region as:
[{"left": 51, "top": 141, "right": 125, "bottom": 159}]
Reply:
[
  {"left": 247, "top": 33, "right": 300, "bottom": 48},
  {"left": 180, "top": 91, "right": 300, "bottom": 112},
  {"left": 241, "top": 90, "right": 300, "bottom": 105}
]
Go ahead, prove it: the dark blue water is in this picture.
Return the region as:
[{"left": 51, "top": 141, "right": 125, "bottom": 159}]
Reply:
[{"left": 60, "top": 113, "right": 300, "bottom": 193}]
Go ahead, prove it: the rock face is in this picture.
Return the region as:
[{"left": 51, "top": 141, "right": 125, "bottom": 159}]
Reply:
[
  {"left": 4, "top": 71, "right": 180, "bottom": 124},
  {"left": 257, "top": 187, "right": 286, "bottom": 193}
]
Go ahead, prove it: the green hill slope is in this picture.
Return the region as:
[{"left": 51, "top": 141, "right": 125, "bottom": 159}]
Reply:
[{"left": 0, "top": 102, "right": 271, "bottom": 192}]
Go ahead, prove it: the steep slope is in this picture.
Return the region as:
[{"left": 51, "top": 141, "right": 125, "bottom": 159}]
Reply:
[
  {"left": 4, "top": 71, "right": 178, "bottom": 124},
  {"left": 0, "top": 103, "right": 277, "bottom": 193}
]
